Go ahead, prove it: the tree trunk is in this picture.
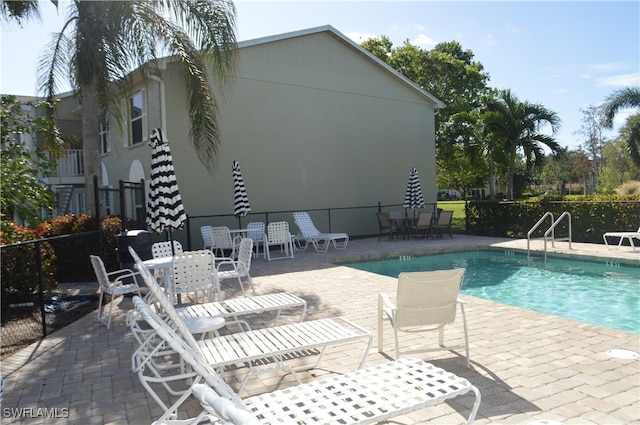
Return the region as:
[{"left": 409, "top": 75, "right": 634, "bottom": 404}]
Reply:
[
  {"left": 82, "top": 81, "right": 101, "bottom": 218},
  {"left": 488, "top": 161, "right": 496, "bottom": 199}
]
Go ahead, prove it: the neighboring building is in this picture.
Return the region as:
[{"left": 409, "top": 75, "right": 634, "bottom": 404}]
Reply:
[{"left": 10, "top": 25, "right": 445, "bottom": 241}]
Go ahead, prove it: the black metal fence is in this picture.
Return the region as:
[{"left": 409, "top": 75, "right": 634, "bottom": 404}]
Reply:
[{"left": 0, "top": 231, "right": 103, "bottom": 358}]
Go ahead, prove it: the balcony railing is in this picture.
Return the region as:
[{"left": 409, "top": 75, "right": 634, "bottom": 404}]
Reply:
[{"left": 53, "top": 149, "right": 84, "bottom": 176}]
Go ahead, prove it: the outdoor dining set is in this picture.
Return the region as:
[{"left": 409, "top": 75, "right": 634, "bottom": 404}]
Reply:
[{"left": 376, "top": 209, "right": 454, "bottom": 241}]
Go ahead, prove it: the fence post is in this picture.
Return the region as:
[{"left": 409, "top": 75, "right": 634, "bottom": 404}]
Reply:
[{"left": 35, "top": 240, "right": 47, "bottom": 337}]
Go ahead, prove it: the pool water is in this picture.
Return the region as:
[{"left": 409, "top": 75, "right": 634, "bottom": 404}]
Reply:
[{"left": 345, "top": 250, "right": 640, "bottom": 334}]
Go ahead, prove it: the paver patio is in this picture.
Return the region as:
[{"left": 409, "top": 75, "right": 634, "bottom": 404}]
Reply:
[{"left": 1, "top": 235, "right": 638, "bottom": 424}]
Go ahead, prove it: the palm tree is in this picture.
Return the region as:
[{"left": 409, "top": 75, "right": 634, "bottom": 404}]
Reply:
[
  {"left": 483, "top": 89, "right": 561, "bottom": 199},
  {"left": 5, "top": 0, "right": 237, "bottom": 216},
  {"left": 600, "top": 87, "right": 640, "bottom": 166}
]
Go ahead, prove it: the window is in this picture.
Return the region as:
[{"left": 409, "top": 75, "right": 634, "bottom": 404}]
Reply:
[
  {"left": 99, "top": 120, "right": 109, "bottom": 154},
  {"left": 129, "top": 90, "right": 146, "bottom": 145}
]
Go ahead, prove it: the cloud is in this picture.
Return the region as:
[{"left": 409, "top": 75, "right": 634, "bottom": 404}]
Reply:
[
  {"left": 484, "top": 35, "right": 496, "bottom": 46},
  {"left": 597, "top": 73, "right": 640, "bottom": 87},
  {"left": 506, "top": 23, "right": 520, "bottom": 33},
  {"left": 412, "top": 34, "right": 437, "bottom": 46},
  {"left": 590, "top": 62, "right": 624, "bottom": 73},
  {"left": 345, "top": 31, "right": 379, "bottom": 44}
]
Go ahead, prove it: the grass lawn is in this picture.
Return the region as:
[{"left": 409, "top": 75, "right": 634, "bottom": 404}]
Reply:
[{"left": 437, "top": 200, "right": 466, "bottom": 232}]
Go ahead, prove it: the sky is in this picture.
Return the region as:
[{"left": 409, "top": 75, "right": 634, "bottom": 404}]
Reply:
[{"left": 1, "top": 1, "right": 639, "bottom": 150}]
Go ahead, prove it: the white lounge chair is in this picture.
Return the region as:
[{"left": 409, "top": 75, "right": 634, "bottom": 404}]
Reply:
[
  {"left": 378, "top": 269, "right": 470, "bottom": 368},
  {"left": 603, "top": 226, "right": 640, "bottom": 251},
  {"left": 131, "top": 297, "right": 481, "bottom": 425},
  {"left": 90, "top": 255, "right": 147, "bottom": 329},
  {"left": 130, "top": 255, "right": 372, "bottom": 393},
  {"left": 293, "top": 211, "right": 349, "bottom": 252}
]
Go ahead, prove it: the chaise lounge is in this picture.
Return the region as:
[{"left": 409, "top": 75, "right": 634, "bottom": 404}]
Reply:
[{"left": 293, "top": 211, "right": 349, "bottom": 252}]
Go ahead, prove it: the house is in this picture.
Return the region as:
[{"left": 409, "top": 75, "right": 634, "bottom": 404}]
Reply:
[{"left": 15, "top": 25, "right": 445, "bottom": 241}]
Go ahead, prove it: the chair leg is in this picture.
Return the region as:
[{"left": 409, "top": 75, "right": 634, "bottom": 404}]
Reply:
[
  {"left": 106, "top": 295, "right": 115, "bottom": 329},
  {"left": 97, "top": 290, "right": 105, "bottom": 324}
]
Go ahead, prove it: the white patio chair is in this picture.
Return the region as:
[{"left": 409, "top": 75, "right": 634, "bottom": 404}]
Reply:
[
  {"left": 246, "top": 222, "right": 266, "bottom": 259},
  {"left": 378, "top": 268, "right": 470, "bottom": 368},
  {"left": 265, "top": 221, "right": 295, "bottom": 261},
  {"left": 210, "top": 226, "right": 242, "bottom": 259},
  {"left": 293, "top": 211, "right": 349, "bottom": 252},
  {"left": 129, "top": 247, "right": 307, "bottom": 326},
  {"left": 90, "top": 255, "right": 147, "bottom": 329},
  {"left": 151, "top": 240, "right": 183, "bottom": 283},
  {"left": 152, "top": 240, "right": 183, "bottom": 258},
  {"left": 171, "top": 250, "right": 219, "bottom": 304},
  {"left": 131, "top": 296, "right": 480, "bottom": 425},
  {"left": 129, "top": 260, "right": 371, "bottom": 395},
  {"left": 200, "top": 225, "right": 214, "bottom": 251},
  {"left": 216, "top": 238, "right": 255, "bottom": 296}
]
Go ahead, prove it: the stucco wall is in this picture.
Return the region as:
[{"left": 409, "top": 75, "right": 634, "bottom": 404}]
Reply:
[{"left": 103, "top": 28, "right": 439, "bottom": 242}]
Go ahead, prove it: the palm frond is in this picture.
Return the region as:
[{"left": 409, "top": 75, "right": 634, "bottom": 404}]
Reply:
[{"left": 600, "top": 87, "right": 640, "bottom": 128}]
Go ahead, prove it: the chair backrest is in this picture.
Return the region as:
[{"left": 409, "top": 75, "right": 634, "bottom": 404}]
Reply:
[
  {"left": 293, "top": 212, "right": 321, "bottom": 238},
  {"left": 201, "top": 226, "right": 213, "bottom": 250},
  {"left": 395, "top": 269, "right": 465, "bottom": 329},
  {"left": 172, "top": 250, "right": 216, "bottom": 300},
  {"left": 152, "top": 241, "right": 184, "bottom": 258},
  {"left": 128, "top": 247, "right": 203, "bottom": 354},
  {"left": 388, "top": 211, "right": 404, "bottom": 221},
  {"left": 130, "top": 295, "right": 245, "bottom": 408},
  {"left": 416, "top": 211, "right": 433, "bottom": 227},
  {"left": 267, "top": 221, "right": 291, "bottom": 244},
  {"left": 210, "top": 226, "right": 234, "bottom": 249},
  {"left": 246, "top": 222, "right": 265, "bottom": 242},
  {"left": 437, "top": 210, "right": 453, "bottom": 226},
  {"left": 235, "top": 238, "right": 253, "bottom": 275},
  {"left": 90, "top": 255, "right": 110, "bottom": 292},
  {"left": 376, "top": 212, "right": 391, "bottom": 228}
]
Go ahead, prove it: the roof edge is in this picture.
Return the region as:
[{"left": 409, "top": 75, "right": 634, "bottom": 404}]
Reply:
[{"left": 239, "top": 25, "right": 446, "bottom": 109}]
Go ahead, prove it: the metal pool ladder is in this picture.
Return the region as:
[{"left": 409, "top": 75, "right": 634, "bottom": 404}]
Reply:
[{"left": 527, "top": 211, "right": 572, "bottom": 261}]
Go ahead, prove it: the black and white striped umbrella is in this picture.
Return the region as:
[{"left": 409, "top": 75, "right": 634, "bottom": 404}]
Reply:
[
  {"left": 146, "top": 128, "right": 187, "bottom": 234},
  {"left": 232, "top": 160, "right": 251, "bottom": 218},
  {"left": 403, "top": 167, "right": 425, "bottom": 209}
]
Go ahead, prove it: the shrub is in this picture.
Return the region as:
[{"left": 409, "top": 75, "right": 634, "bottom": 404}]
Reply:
[
  {"left": 0, "top": 223, "right": 57, "bottom": 321},
  {"left": 615, "top": 180, "right": 640, "bottom": 195},
  {"left": 466, "top": 196, "right": 640, "bottom": 243}
]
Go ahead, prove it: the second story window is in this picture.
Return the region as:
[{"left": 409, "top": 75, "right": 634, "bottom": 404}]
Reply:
[{"left": 130, "top": 90, "right": 146, "bottom": 146}]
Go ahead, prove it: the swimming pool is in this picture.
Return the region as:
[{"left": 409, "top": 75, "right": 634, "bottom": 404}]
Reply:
[{"left": 345, "top": 250, "right": 639, "bottom": 334}]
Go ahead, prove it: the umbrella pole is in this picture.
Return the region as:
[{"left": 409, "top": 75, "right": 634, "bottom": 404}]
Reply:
[{"left": 167, "top": 229, "right": 175, "bottom": 256}]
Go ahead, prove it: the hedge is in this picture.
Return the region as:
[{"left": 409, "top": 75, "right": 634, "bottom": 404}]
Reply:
[{"left": 465, "top": 196, "right": 640, "bottom": 243}]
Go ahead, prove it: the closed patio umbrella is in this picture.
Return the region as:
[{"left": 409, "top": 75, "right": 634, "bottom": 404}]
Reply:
[
  {"left": 403, "top": 167, "right": 425, "bottom": 210},
  {"left": 146, "top": 128, "right": 187, "bottom": 253},
  {"left": 232, "top": 160, "right": 251, "bottom": 227}
]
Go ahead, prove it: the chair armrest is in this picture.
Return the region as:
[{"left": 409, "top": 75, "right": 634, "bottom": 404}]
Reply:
[
  {"left": 379, "top": 292, "right": 396, "bottom": 311},
  {"left": 216, "top": 258, "right": 238, "bottom": 272},
  {"left": 456, "top": 296, "right": 466, "bottom": 304},
  {"left": 108, "top": 269, "right": 141, "bottom": 285}
]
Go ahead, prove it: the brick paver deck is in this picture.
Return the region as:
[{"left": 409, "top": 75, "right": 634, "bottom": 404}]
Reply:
[{"left": 2, "top": 235, "right": 638, "bottom": 424}]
